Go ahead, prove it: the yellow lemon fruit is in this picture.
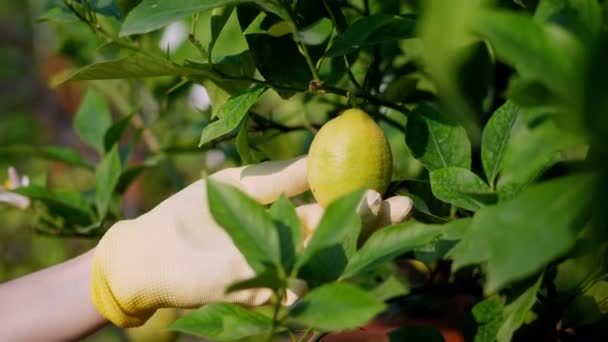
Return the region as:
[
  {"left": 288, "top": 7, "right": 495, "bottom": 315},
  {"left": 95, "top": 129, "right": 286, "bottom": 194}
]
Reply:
[{"left": 308, "top": 108, "right": 393, "bottom": 207}]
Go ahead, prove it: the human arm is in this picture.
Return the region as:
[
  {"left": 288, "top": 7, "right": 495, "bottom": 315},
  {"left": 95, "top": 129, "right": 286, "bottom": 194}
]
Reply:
[{"left": 0, "top": 250, "right": 108, "bottom": 341}]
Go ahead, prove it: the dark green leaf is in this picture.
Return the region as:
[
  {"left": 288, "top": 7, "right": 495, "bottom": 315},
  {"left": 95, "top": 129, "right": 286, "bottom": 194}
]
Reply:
[
  {"left": 415, "top": 218, "right": 472, "bottom": 265},
  {"left": 325, "top": 14, "right": 415, "bottom": 57},
  {"left": 343, "top": 221, "right": 443, "bottom": 279},
  {"left": 206, "top": 178, "right": 280, "bottom": 272},
  {"left": 406, "top": 103, "right": 471, "bottom": 171},
  {"left": 430, "top": 167, "right": 491, "bottom": 211},
  {"left": 170, "top": 302, "right": 272, "bottom": 341},
  {"left": 482, "top": 101, "right": 519, "bottom": 187},
  {"left": 296, "top": 190, "right": 364, "bottom": 287},
  {"left": 449, "top": 173, "right": 595, "bottom": 292},
  {"left": 506, "top": 78, "right": 556, "bottom": 109},
  {"left": 225, "top": 269, "right": 284, "bottom": 293},
  {"left": 389, "top": 326, "right": 446, "bottom": 342},
  {"left": 74, "top": 90, "right": 112, "bottom": 153},
  {"left": 104, "top": 113, "right": 134, "bottom": 152},
  {"left": 0, "top": 145, "right": 91, "bottom": 169},
  {"left": 269, "top": 195, "right": 302, "bottom": 273},
  {"left": 244, "top": 33, "right": 311, "bottom": 95},
  {"left": 95, "top": 146, "right": 122, "bottom": 217},
  {"left": 121, "top": 0, "right": 288, "bottom": 36},
  {"left": 14, "top": 186, "right": 94, "bottom": 220},
  {"left": 497, "top": 275, "right": 543, "bottom": 342},
  {"left": 288, "top": 283, "right": 385, "bottom": 332},
  {"left": 199, "top": 86, "right": 267, "bottom": 146}
]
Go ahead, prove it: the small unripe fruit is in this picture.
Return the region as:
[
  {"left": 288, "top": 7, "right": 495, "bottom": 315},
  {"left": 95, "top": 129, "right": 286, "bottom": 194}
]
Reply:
[{"left": 308, "top": 108, "right": 393, "bottom": 207}]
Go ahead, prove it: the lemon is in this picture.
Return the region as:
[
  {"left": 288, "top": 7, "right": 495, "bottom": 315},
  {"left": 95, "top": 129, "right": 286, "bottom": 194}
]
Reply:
[{"left": 308, "top": 108, "right": 393, "bottom": 207}]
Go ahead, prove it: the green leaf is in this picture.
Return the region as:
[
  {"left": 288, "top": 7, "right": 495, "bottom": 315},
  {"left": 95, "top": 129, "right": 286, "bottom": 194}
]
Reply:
[
  {"left": 13, "top": 186, "right": 94, "bottom": 222},
  {"left": 296, "top": 190, "right": 364, "bottom": 287},
  {"left": 206, "top": 178, "right": 280, "bottom": 272},
  {"left": 497, "top": 118, "right": 584, "bottom": 199},
  {"left": 209, "top": 6, "right": 235, "bottom": 59},
  {"left": 430, "top": 167, "right": 491, "bottom": 211},
  {"left": 472, "top": 296, "right": 504, "bottom": 342},
  {"left": 236, "top": 119, "right": 253, "bottom": 165},
  {"left": 497, "top": 275, "right": 543, "bottom": 342},
  {"left": 287, "top": 283, "right": 385, "bottom": 332},
  {"left": 406, "top": 103, "right": 471, "bottom": 171},
  {"left": 482, "top": 101, "right": 519, "bottom": 187},
  {"left": 243, "top": 33, "right": 311, "bottom": 94},
  {"left": 199, "top": 86, "right": 267, "bottom": 147},
  {"left": 342, "top": 221, "right": 443, "bottom": 279},
  {"left": 295, "top": 17, "right": 333, "bottom": 45},
  {"left": 325, "top": 14, "right": 416, "bottom": 57},
  {"left": 415, "top": 218, "right": 472, "bottom": 265},
  {"left": 0, "top": 145, "right": 91, "bottom": 169},
  {"left": 449, "top": 173, "right": 595, "bottom": 292},
  {"left": 170, "top": 302, "right": 272, "bottom": 341},
  {"left": 104, "top": 113, "right": 134, "bottom": 152},
  {"left": 95, "top": 146, "right": 122, "bottom": 218},
  {"left": 418, "top": 0, "right": 485, "bottom": 143},
  {"left": 74, "top": 90, "right": 112, "bottom": 153},
  {"left": 225, "top": 269, "right": 284, "bottom": 293},
  {"left": 55, "top": 54, "right": 213, "bottom": 84},
  {"left": 506, "top": 77, "right": 557, "bottom": 110},
  {"left": 121, "top": 0, "right": 288, "bottom": 36},
  {"left": 389, "top": 326, "right": 446, "bottom": 342},
  {"left": 269, "top": 195, "right": 302, "bottom": 273},
  {"left": 473, "top": 10, "right": 583, "bottom": 95}
]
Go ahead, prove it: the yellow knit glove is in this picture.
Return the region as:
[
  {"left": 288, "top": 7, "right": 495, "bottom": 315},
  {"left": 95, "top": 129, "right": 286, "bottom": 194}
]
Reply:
[{"left": 91, "top": 156, "right": 412, "bottom": 327}]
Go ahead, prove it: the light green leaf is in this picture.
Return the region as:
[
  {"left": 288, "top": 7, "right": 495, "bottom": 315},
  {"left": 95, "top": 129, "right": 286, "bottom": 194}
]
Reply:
[
  {"left": 295, "top": 17, "right": 333, "bottom": 45},
  {"left": 199, "top": 86, "right": 267, "bottom": 147},
  {"left": 497, "top": 275, "right": 543, "bottom": 342},
  {"left": 170, "top": 302, "right": 272, "bottom": 341},
  {"left": 121, "top": 0, "right": 288, "bottom": 36},
  {"left": 449, "top": 173, "right": 595, "bottom": 292},
  {"left": 342, "top": 221, "right": 443, "bottom": 279},
  {"left": 209, "top": 6, "right": 235, "bottom": 59},
  {"left": 269, "top": 195, "right": 302, "bottom": 273},
  {"left": 14, "top": 186, "right": 94, "bottom": 220},
  {"left": 497, "top": 118, "right": 584, "bottom": 199},
  {"left": 288, "top": 283, "right": 385, "bottom": 332},
  {"left": 74, "top": 90, "right": 112, "bottom": 153},
  {"left": 472, "top": 296, "right": 504, "bottom": 342},
  {"left": 474, "top": 10, "right": 583, "bottom": 95},
  {"left": 236, "top": 119, "right": 253, "bottom": 165},
  {"left": 55, "top": 54, "right": 213, "bottom": 85},
  {"left": 296, "top": 190, "right": 364, "bottom": 287},
  {"left": 406, "top": 103, "right": 471, "bottom": 171},
  {"left": 325, "top": 14, "right": 415, "bottom": 57},
  {"left": 95, "top": 146, "right": 122, "bottom": 217},
  {"left": 430, "top": 167, "right": 491, "bottom": 211},
  {"left": 482, "top": 101, "right": 519, "bottom": 187},
  {"left": 206, "top": 178, "right": 280, "bottom": 272}
]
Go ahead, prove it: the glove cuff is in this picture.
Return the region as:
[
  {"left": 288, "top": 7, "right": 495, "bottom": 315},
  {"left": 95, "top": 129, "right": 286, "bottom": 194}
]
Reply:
[{"left": 90, "top": 257, "right": 154, "bottom": 327}]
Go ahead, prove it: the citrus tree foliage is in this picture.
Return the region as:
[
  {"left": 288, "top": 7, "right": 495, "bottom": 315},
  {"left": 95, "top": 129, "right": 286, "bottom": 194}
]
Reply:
[{"left": 3, "top": 0, "right": 608, "bottom": 340}]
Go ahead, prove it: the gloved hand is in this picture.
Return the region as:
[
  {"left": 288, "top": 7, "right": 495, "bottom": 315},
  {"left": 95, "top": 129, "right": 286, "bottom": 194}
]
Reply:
[{"left": 91, "top": 156, "right": 413, "bottom": 327}]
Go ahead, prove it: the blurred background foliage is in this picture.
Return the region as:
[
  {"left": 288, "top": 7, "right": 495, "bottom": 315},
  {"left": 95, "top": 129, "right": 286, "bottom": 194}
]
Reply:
[{"left": 2, "top": 0, "right": 608, "bottom": 341}]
